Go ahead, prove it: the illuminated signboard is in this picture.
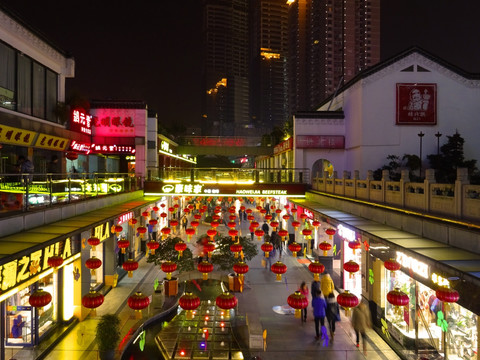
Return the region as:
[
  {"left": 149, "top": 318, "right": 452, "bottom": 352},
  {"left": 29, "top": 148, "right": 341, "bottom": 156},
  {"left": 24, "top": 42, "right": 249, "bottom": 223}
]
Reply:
[
  {"left": 90, "top": 144, "right": 135, "bottom": 154},
  {"left": 337, "top": 224, "right": 356, "bottom": 242},
  {"left": 296, "top": 135, "right": 345, "bottom": 149},
  {"left": 274, "top": 138, "right": 293, "bottom": 155},
  {"left": 117, "top": 212, "right": 133, "bottom": 224},
  {"left": 431, "top": 273, "right": 449, "bottom": 287},
  {"left": 35, "top": 133, "right": 69, "bottom": 151},
  {"left": 91, "top": 109, "right": 136, "bottom": 137},
  {"left": 396, "top": 83, "right": 437, "bottom": 125},
  {"left": 0, "top": 238, "right": 73, "bottom": 292},
  {"left": 71, "top": 140, "right": 91, "bottom": 153},
  {"left": 94, "top": 222, "right": 111, "bottom": 241},
  {"left": 71, "top": 109, "right": 92, "bottom": 135},
  {"left": 396, "top": 251, "right": 429, "bottom": 279},
  {"left": 161, "top": 141, "right": 170, "bottom": 152},
  {"left": 0, "top": 124, "right": 36, "bottom": 146}
]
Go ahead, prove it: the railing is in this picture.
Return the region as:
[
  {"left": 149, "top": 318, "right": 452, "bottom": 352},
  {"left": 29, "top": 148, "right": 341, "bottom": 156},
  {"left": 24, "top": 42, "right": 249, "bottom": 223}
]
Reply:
[
  {"left": 150, "top": 167, "right": 310, "bottom": 184},
  {"left": 0, "top": 172, "right": 143, "bottom": 214}
]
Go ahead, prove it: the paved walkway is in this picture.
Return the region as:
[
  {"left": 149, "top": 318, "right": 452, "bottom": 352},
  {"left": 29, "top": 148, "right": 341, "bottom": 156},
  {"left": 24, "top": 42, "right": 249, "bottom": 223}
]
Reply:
[{"left": 12, "top": 204, "right": 401, "bottom": 360}]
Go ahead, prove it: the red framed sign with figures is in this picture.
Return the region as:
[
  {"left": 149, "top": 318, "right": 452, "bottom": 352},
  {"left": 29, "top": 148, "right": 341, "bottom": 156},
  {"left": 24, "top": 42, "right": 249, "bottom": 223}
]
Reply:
[{"left": 396, "top": 83, "right": 437, "bottom": 125}]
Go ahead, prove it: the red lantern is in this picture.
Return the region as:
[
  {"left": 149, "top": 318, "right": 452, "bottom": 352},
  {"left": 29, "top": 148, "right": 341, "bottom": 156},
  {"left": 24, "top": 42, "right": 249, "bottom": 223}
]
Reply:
[
  {"left": 114, "top": 225, "right": 123, "bottom": 234},
  {"left": 160, "top": 212, "right": 168, "bottom": 219},
  {"left": 312, "top": 220, "right": 321, "bottom": 229},
  {"left": 291, "top": 207, "right": 298, "bottom": 216},
  {"left": 175, "top": 241, "right": 187, "bottom": 257},
  {"left": 122, "top": 259, "right": 139, "bottom": 277},
  {"left": 337, "top": 290, "right": 359, "bottom": 316},
  {"left": 284, "top": 204, "right": 290, "bottom": 210},
  {"left": 282, "top": 214, "right": 290, "bottom": 221},
  {"left": 246, "top": 209, "right": 253, "bottom": 215},
  {"left": 152, "top": 206, "right": 159, "bottom": 212},
  {"left": 146, "top": 240, "right": 160, "bottom": 255},
  {"left": 149, "top": 219, "right": 158, "bottom": 226},
  {"left": 261, "top": 242, "right": 274, "bottom": 258},
  {"left": 247, "top": 215, "right": 255, "bottom": 223},
  {"left": 278, "top": 229, "right": 288, "bottom": 242},
  {"left": 275, "top": 209, "right": 282, "bottom": 215},
  {"left": 436, "top": 286, "right": 459, "bottom": 304},
  {"left": 87, "top": 237, "right": 100, "bottom": 251},
  {"left": 168, "top": 206, "right": 175, "bottom": 213},
  {"left": 185, "top": 227, "right": 195, "bottom": 242},
  {"left": 233, "top": 261, "right": 249, "bottom": 281},
  {"left": 260, "top": 208, "right": 267, "bottom": 216},
  {"left": 210, "top": 221, "right": 220, "bottom": 229},
  {"left": 85, "top": 256, "right": 102, "bottom": 275},
  {"left": 265, "top": 214, "right": 272, "bottom": 223},
  {"left": 137, "top": 226, "right": 147, "bottom": 238},
  {"left": 270, "top": 221, "right": 279, "bottom": 231},
  {"left": 387, "top": 288, "right": 409, "bottom": 314},
  {"left": 161, "top": 261, "right": 177, "bottom": 280},
  {"left": 212, "top": 215, "right": 221, "bottom": 221},
  {"left": 129, "top": 218, "right": 138, "bottom": 228},
  {"left": 184, "top": 208, "right": 191, "bottom": 215},
  {"left": 179, "top": 292, "right": 200, "bottom": 319},
  {"left": 302, "top": 229, "right": 312, "bottom": 239},
  {"left": 170, "top": 219, "right": 179, "bottom": 228},
  {"left": 198, "top": 261, "right": 214, "bottom": 280},
  {"left": 128, "top": 292, "right": 150, "bottom": 317},
  {"left": 82, "top": 290, "right": 104, "bottom": 314},
  {"left": 190, "top": 220, "right": 200, "bottom": 231},
  {"left": 230, "top": 243, "right": 243, "bottom": 258},
  {"left": 384, "top": 258, "right": 402, "bottom": 274},
  {"left": 348, "top": 241, "right": 361, "bottom": 255},
  {"left": 325, "top": 228, "right": 336, "bottom": 239},
  {"left": 291, "top": 221, "right": 301, "bottom": 231},
  {"left": 343, "top": 260, "right": 360, "bottom": 279},
  {"left": 229, "top": 215, "right": 237, "bottom": 221},
  {"left": 254, "top": 229, "right": 264, "bottom": 241},
  {"left": 288, "top": 242, "right": 302, "bottom": 257},
  {"left": 318, "top": 241, "right": 332, "bottom": 256},
  {"left": 207, "top": 228, "right": 217, "bottom": 241},
  {"left": 251, "top": 221, "right": 259, "bottom": 230},
  {"left": 142, "top": 211, "right": 149, "bottom": 219},
  {"left": 29, "top": 289, "right": 52, "bottom": 309},
  {"left": 216, "top": 292, "right": 238, "bottom": 310},
  {"left": 299, "top": 213, "right": 308, "bottom": 222},
  {"left": 161, "top": 227, "right": 171, "bottom": 239},
  {"left": 287, "top": 291, "right": 308, "bottom": 318},
  {"left": 228, "top": 229, "right": 239, "bottom": 241},
  {"left": 227, "top": 221, "right": 237, "bottom": 229},
  {"left": 308, "top": 261, "right": 325, "bottom": 281},
  {"left": 256, "top": 205, "right": 262, "bottom": 212},
  {"left": 204, "top": 241, "right": 216, "bottom": 258},
  {"left": 271, "top": 261, "right": 287, "bottom": 281},
  {"left": 66, "top": 151, "right": 78, "bottom": 161},
  {"left": 117, "top": 238, "right": 130, "bottom": 254},
  {"left": 47, "top": 255, "right": 63, "bottom": 269}
]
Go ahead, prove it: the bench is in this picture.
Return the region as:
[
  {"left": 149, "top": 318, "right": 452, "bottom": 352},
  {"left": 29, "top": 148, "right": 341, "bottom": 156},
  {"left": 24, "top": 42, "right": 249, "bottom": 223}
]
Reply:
[{"left": 246, "top": 312, "right": 263, "bottom": 349}]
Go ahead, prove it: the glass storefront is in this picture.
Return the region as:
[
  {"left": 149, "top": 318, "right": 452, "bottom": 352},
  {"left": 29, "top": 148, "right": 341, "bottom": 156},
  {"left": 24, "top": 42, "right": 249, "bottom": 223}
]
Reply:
[
  {"left": 339, "top": 225, "right": 362, "bottom": 298},
  {"left": 5, "top": 286, "right": 33, "bottom": 345}
]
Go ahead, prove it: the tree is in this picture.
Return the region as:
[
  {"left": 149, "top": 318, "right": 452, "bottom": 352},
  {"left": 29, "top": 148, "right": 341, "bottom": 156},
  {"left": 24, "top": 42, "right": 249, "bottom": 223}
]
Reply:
[
  {"left": 146, "top": 236, "right": 195, "bottom": 272},
  {"left": 373, "top": 154, "right": 421, "bottom": 181},
  {"left": 209, "top": 234, "right": 258, "bottom": 271}
]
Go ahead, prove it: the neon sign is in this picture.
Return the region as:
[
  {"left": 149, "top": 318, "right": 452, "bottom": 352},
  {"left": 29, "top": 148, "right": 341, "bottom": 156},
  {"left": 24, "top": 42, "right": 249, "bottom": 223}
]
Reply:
[
  {"left": 431, "top": 273, "right": 449, "bottom": 287},
  {"left": 236, "top": 189, "right": 287, "bottom": 195},
  {"left": 71, "top": 140, "right": 91, "bottom": 153},
  {"left": 396, "top": 251, "right": 429, "bottom": 279},
  {"left": 94, "top": 223, "right": 111, "bottom": 241},
  {"left": 118, "top": 212, "right": 133, "bottom": 224},
  {"left": 71, "top": 109, "right": 92, "bottom": 135},
  {"left": 337, "top": 224, "right": 356, "bottom": 242},
  {"left": 90, "top": 144, "right": 135, "bottom": 154}
]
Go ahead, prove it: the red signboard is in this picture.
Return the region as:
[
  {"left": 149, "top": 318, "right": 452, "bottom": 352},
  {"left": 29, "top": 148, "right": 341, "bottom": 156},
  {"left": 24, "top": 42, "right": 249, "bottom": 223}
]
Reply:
[
  {"left": 70, "top": 140, "right": 91, "bottom": 153},
  {"left": 274, "top": 138, "right": 293, "bottom": 155},
  {"left": 189, "top": 138, "right": 246, "bottom": 147},
  {"left": 71, "top": 109, "right": 92, "bottom": 135},
  {"left": 90, "top": 144, "right": 135, "bottom": 154},
  {"left": 296, "top": 135, "right": 344, "bottom": 149},
  {"left": 396, "top": 83, "right": 437, "bottom": 125}
]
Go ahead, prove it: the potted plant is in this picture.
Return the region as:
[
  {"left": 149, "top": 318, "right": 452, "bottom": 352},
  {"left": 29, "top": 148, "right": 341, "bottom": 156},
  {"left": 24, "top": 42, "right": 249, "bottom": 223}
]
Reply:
[{"left": 96, "top": 314, "right": 121, "bottom": 360}]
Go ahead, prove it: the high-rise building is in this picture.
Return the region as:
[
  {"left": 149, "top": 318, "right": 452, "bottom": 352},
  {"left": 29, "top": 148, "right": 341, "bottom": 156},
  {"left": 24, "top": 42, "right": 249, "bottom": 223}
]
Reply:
[
  {"left": 289, "top": 0, "right": 380, "bottom": 113},
  {"left": 201, "top": 0, "right": 250, "bottom": 136},
  {"left": 250, "top": 0, "right": 289, "bottom": 132}
]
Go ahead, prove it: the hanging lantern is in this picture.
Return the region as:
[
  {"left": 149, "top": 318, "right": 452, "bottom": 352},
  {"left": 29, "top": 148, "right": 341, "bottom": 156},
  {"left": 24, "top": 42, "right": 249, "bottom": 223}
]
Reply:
[
  {"left": 188, "top": 204, "right": 194, "bottom": 210},
  {"left": 251, "top": 221, "right": 259, "bottom": 231},
  {"left": 343, "top": 260, "right": 360, "bottom": 279},
  {"left": 261, "top": 242, "right": 274, "bottom": 258},
  {"left": 348, "top": 241, "right": 362, "bottom": 255},
  {"left": 216, "top": 292, "right": 238, "bottom": 310},
  {"left": 207, "top": 229, "right": 217, "bottom": 241},
  {"left": 117, "top": 238, "right": 130, "bottom": 254},
  {"left": 160, "top": 212, "right": 168, "bottom": 220},
  {"left": 229, "top": 207, "right": 236, "bottom": 214},
  {"left": 87, "top": 237, "right": 101, "bottom": 251},
  {"left": 233, "top": 261, "right": 249, "bottom": 281},
  {"left": 122, "top": 259, "right": 139, "bottom": 277},
  {"left": 66, "top": 151, "right": 78, "bottom": 161},
  {"left": 128, "top": 292, "right": 150, "bottom": 318},
  {"left": 175, "top": 241, "right": 187, "bottom": 257},
  {"left": 287, "top": 291, "right": 308, "bottom": 318},
  {"left": 161, "top": 227, "right": 171, "bottom": 239},
  {"left": 325, "top": 228, "right": 336, "bottom": 240},
  {"left": 291, "top": 221, "right": 301, "bottom": 231},
  {"left": 29, "top": 289, "right": 52, "bottom": 309},
  {"left": 240, "top": 205, "right": 246, "bottom": 211},
  {"left": 184, "top": 208, "right": 191, "bottom": 215},
  {"left": 229, "top": 215, "right": 237, "bottom": 221},
  {"left": 256, "top": 205, "right": 263, "bottom": 212},
  {"left": 149, "top": 219, "right": 158, "bottom": 226},
  {"left": 282, "top": 214, "right": 290, "bottom": 221},
  {"left": 254, "top": 229, "right": 264, "bottom": 241},
  {"left": 168, "top": 206, "right": 175, "bottom": 214},
  {"left": 170, "top": 219, "right": 179, "bottom": 229},
  {"left": 260, "top": 209, "right": 267, "bottom": 217},
  {"left": 82, "top": 290, "right": 104, "bottom": 314},
  {"left": 179, "top": 292, "right": 201, "bottom": 320},
  {"left": 290, "top": 207, "right": 298, "bottom": 218},
  {"left": 190, "top": 220, "right": 200, "bottom": 233},
  {"left": 114, "top": 225, "right": 123, "bottom": 235},
  {"left": 319, "top": 241, "right": 332, "bottom": 256},
  {"left": 204, "top": 241, "right": 216, "bottom": 258},
  {"left": 85, "top": 256, "right": 102, "bottom": 275},
  {"left": 152, "top": 206, "right": 159, "bottom": 212},
  {"left": 271, "top": 261, "right": 287, "bottom": 281},
  {"left": 312, "top": 220, "right": 321, "bottom": 230},
  {"left": 275, "top": 209, "right": 282, "bottom": 216},
  {"left": 246, "top": 209, "right": 253, "bottom": 215},
  {"left": 198, "top": 261, "right": 214, "bottom": 280},
  {"left": 337, "top": 290, "right": 359, "bottom": 316},
  {"left": 193, "top": 214, "right": 202, "bottom": 221},
  {"left": 227, "top": 221, "right": 237, "bottom": 229},
  {"left": 284, "top": 204, "right": 290, "bottom": 210},
  {"left": 299, "top": 213, "right": 308, "bottom": 223},
  {"left": 270, "top": 221, "right": 279, "bottom": 231},
  {"left": 247, "top": 215, "right": 255, "bottom": 223},
  {"left": 210, "top": 221, "right": 220, "bottom": 229},
  {"left": 137, "top": 226, "right": 147, "bottom": 238},
  {"left": 161, "top": 261, "right": 177, "bottom": 280},
  {"left": 230, "top": 243, "right": 243, "bottom": 258},
  {"left": 308, "top": 261, "right": 325, "bottom": 281},
  {"left": 160, "top": 203, "right": 166, "bottom": 209},
  {"left": 173, "top": 203, "right": 180, "bottom": 209},
  {"left": 387, "top": 288, "right": 409, "bottom": 315},
  {"left": 228, "top": 229, "right": 239, "bottom": 241},
  {"left": 47, "top": 255, "right": 64, "bottom": 269},
  {"left": 288, "top": 242, "right": 302, "bottom": 257},
  {"left": 278, "top": 229, "right": 289, "bottom": 242},
  {"left": 436, "top": 286, "right": 460, "bottom": 311},
  {"left": 384, "top": 258, "right": 402, "bottom": 275},
  {"left": 185, "top": 228, "right": 196, "bottom": 242},
  {"left": 146, "top": 240, "right": 160, "bottom": 255},
  {"left": 212, "top": 215, "right": 221, "bottom": 222},
  {"left": 129, "top": 218, "right": 138, "bottom": 228},
  {"left": 265, "top": 214, "right": 272, "bottom": 223},
  {"left": 302, "top": 229, "right": 312, "bottom": 240},
  {"left": 142, "top": 211, "right": 149, "bottom": 219}
]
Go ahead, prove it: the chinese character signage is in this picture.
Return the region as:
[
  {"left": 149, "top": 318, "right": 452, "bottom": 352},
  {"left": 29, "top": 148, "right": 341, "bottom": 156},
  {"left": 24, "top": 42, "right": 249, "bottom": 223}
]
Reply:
[
  {"left": 70, "top": 140, "right": 91, "bottom": 153},
  {"left": 296, "top": 135, "right": 345, "bottom": 149},
  {"left": 0, "top": 124, "right": 36, "bottom": 146},
  {"left": 396, "top": 83, "right": 437, "bottom": 125},
  {"left": 71, "top": 108, "right": 92, "bottom": 135},
  {"left": 89, "top": 144, "right": 135, "bottom": 154},
  {"left": 34, "top": 133, "right": 69, "bottom": 151},
  {"left": 274, "top": 138, "right": 293, "bottom": 155},
  {"left": 92, "top": 109, "right": 136, "bottom": 137}
]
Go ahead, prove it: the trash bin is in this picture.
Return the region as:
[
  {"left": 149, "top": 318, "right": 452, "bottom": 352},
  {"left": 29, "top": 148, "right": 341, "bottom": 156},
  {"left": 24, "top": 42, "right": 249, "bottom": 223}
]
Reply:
[
  {"left": 164, "top": 277, "right": 178, "bottom": 297},
  {"left": 152, "top": 281, "right": 165, "bottom": 310},
  {"left": 228, "top": 273, "right": 241, "bottom": 292}
]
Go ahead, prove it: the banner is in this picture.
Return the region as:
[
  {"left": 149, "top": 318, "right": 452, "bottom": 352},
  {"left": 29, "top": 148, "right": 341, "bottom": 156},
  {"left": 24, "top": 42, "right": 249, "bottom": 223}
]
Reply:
[{"left": 396, "top": 83, "right": 437, "bottom": 125}]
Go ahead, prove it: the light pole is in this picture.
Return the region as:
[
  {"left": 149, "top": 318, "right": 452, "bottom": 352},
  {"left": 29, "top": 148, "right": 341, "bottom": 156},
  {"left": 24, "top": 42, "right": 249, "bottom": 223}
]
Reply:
[
  {"left": 435, "top": 132, "right": 442, "bottom": 155},
  {"left": 418, "top": 131, "right": 425, "bottom": 178}
]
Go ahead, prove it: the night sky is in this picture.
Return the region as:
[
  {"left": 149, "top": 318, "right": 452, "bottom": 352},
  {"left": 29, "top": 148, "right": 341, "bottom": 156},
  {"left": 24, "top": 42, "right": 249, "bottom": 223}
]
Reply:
[{"left": 1, "top": 0, "right": 479, "bottom": 128}]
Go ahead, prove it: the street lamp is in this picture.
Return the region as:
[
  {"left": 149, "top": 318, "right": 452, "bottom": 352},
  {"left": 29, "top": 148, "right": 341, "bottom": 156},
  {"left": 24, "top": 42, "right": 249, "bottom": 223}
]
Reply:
[
  {"left": 435, "top": 132, "right": 442, "bottom": 155},
  {"left": 418, "top": 132, "right": 425, "bottom": 178}
]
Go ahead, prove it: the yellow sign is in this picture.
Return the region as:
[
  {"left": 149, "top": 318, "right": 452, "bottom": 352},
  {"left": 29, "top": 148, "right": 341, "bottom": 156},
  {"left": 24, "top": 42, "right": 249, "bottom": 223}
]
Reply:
[
  {"left": 35, "top": 133, "right": 69, "bottom": 151},
  {"left": 94, "top": 222, "right": 111, "bottom": 241},
  {"left": 431, "top": 273, "right": 449, "bottom": 287},
  {"left": 0, "top": 124, "right": 36, "bottom": 146}
]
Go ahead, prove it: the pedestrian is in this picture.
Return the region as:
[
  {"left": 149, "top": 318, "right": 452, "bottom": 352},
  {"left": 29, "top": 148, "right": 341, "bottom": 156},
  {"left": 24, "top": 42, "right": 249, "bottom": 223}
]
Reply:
[
  {"left": 249, "top": 222, "right": 255, "bottom": 241},
  {"left": 261, "top": 220, "right": 269, "bottom": 236},
  {"left": 47, "top": 155, "right": 59, "bottom": 174},
  {"left": 320, "top": 272, "right": 335, "bottom": 298},
  {"left": 17, "top": 155, "right": 34, "bottom": 183},
  {"left": 312, "top": 289, "right": 327, "bottom": 340},
  {"left": 298, "top": 281, "right": 309, "bottom": 322},
  {"left": 265, "top": 246, "right": 276, "bottom": 269},
  {"left": 182, "top": 216, "right": 188, "bottom": 231},
  {"left": 311, "top": 278, "right": 320, "bottom": 302},
  {"left": 351, "top": 302, "right": 372, "bottom": 354},
  {"left": 326, "top": 292, "right": 340, "bottom": 339}
]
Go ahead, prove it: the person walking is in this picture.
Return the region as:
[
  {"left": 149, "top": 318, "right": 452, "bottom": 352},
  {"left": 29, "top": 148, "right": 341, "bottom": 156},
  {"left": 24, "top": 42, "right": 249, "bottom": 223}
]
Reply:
[
  {"left": 311, "top": 279, "right": 320, "bottom": 302},
  {"left": 320, "top": 272, "right": 335, "bottom": 298},
  {"left": 261, "top": 220, "right": 269, "bottom": 236},
  {"left": 326, "top": 292, "right": 340, "bottom": 339},
  {"left": 298, "top": 282, "right": 309, "bottom": 322},
  {"left": 249, "top": 222, "right": 255, "bottom": 241},
  {"left": 351, "top": 302, "right": 372, "bottom": 355},
  {"left": 312, "top": 289, "right": 327, "bottom": 340},
  {"left": 182, "top": 216, "right": 188, "bottom": 231}
]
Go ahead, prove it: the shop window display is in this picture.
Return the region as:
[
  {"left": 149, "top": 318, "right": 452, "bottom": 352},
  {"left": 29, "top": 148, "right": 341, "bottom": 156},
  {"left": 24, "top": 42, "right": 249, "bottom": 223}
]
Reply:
[
  {"left": 6, "top": 287, "right": 33, "bottom": 345},
  {"left": 90, "top": 243, "right": 104, "bottom": 288},
  {"left": 342, "top": 235, "right": 362, "bottom": 298},
  {"left": 37, "top": 273, "right": 55, "bottom": 337}
]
